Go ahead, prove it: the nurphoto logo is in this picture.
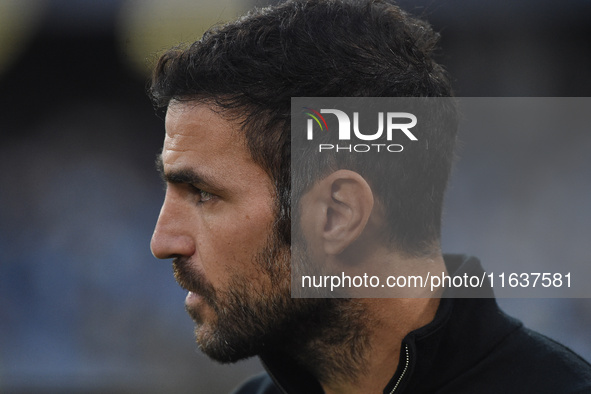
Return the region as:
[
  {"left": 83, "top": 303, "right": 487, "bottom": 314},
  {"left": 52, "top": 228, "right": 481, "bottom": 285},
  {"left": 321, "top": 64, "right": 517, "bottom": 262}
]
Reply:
[{"left": 303, "top": 107, "right": 417, "bottom": 153}]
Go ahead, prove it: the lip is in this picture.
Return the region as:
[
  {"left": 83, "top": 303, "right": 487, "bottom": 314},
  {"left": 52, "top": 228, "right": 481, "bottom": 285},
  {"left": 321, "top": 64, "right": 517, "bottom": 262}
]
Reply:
[
  {"left": 185, "top": 291, "right": 205, "bottom": 323},
  {"left": 185, "top": 291, "right": 203, "bottom": 309}
]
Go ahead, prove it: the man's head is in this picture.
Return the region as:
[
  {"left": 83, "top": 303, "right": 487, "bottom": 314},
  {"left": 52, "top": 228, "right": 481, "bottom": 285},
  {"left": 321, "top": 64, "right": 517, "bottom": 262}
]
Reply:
[
  {"left": 151, "top": 102, "right": 366, "bottom": 372},
  {"left": 150, "top": 0, "right": 456, "bottom": 369},
  {"left": 150, "top": 0, "right": 456, "bottom": 256}
]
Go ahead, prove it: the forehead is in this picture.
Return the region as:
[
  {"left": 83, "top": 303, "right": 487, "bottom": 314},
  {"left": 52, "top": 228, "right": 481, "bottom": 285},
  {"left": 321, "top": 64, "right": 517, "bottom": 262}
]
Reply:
[
  {"left": 162, "top": 101, "right": 273, "bottom": 196},
  {"left": 165, "top": 101, "right": 241, "bottom": 153},
  {"left": 163, "top": 101, "right": 248, "bottom": 166}
]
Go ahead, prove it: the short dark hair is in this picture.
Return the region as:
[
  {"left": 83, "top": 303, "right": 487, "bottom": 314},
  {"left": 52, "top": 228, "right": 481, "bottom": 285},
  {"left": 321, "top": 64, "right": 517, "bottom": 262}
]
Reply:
[{"left": 150, "top": 0, "right": 457, "bottom": 255}]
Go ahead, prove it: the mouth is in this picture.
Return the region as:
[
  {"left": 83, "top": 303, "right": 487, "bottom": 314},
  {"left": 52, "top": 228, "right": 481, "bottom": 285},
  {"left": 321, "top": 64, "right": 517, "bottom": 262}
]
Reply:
[
  {"left": 186, "top": 291, "right": 202, "bottom": 303},
  {"left": 172, "top": 257, "right": 216, "bottom": 305},
  {"left": 185, "top": 291, "right": 206, "bottom": 325}
]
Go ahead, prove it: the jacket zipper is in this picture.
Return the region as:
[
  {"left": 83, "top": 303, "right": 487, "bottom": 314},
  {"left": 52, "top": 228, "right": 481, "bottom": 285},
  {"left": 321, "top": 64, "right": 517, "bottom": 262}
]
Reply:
[
  {"left": 260, "top": 359, "right": 290, "bottom": 394},
  {"left": 264, "top": 344, "right": 411, "bottom": 394},
  {"left": 389, "top": 344, "right": 410, "bottom": 394}
]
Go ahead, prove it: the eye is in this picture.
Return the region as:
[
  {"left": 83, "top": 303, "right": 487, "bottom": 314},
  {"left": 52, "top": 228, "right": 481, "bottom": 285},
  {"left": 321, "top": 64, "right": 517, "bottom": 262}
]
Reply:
[
  {"left": 199, "top": 189, "right": 214, "bottom": 202},
  {"left": 190, "top": 185, "right": 214, "bottom": 203}
]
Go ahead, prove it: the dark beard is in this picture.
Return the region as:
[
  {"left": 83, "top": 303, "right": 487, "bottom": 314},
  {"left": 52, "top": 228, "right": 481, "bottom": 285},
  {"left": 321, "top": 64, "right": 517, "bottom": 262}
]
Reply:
[
  {"left": 172, "top": 233, "right": 325, "bottom": 363},
  {"left": 172, "top": 234, "right": 371, "bottom": 385}
]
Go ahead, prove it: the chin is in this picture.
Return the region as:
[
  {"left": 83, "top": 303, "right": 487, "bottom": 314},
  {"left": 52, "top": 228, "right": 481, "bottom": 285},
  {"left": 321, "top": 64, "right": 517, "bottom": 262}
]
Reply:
[
  {"left": 195, "top": 326, "right": 260, "bottom": 364},
  {"left": 188, "top": 307, "right": 263, "bottom": 363}
]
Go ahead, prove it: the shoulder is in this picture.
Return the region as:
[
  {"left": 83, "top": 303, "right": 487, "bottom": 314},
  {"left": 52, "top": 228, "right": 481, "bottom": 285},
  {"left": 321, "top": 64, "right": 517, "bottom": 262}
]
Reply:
[
  {"left": 444, "top": 322, "right": 591, "bottom": 394},
  {"left": 231, "top": 372, "right": 281, "bottom": 394},
  {"left": 501, "top": 326, "right": 591, "bottom": 391}
]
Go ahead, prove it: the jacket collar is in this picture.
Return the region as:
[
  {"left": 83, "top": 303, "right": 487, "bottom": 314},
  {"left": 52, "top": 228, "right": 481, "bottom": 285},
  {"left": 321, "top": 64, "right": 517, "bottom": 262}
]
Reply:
[
  {"left": 385, "top": 255, "right": 521, "bottom": 393},
  {"left": 260, "top": 255, "right": 521, "bottom": 394}
]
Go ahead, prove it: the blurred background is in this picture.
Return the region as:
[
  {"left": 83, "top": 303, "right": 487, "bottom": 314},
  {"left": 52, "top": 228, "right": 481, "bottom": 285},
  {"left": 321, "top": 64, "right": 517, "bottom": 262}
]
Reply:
[{"left": 0, "top": 0, "right": 590, "bottom": 392}]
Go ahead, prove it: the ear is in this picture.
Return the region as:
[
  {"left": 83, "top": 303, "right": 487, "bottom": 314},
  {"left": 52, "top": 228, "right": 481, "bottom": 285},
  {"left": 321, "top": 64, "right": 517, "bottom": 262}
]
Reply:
[{"left": 300, "top": 170, "right": 374, "bottom": 256}]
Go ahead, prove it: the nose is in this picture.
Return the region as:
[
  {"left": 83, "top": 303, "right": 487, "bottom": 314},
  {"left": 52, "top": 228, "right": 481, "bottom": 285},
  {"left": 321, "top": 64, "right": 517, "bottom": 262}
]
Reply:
[{"left": 151, "top": 191, "right": 196, "bottom": 259}]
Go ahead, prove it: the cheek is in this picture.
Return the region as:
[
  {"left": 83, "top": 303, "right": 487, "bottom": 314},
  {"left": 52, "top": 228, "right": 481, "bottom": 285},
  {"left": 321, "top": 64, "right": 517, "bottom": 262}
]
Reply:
[{"left": 196, "top": 204, "right": 275, "bottom": 284}]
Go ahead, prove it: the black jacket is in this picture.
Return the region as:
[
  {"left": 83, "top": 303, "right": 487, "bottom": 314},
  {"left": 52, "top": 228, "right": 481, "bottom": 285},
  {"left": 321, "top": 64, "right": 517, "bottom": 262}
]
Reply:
[{"left": 233, "top": 255, "right": 591, "bottom": 393}]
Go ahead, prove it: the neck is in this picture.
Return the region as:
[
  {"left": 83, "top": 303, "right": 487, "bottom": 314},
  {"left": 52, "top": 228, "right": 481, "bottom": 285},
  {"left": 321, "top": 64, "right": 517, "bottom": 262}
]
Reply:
[{"left": 289, "top": 254, "right": 446, "bottom": 394}]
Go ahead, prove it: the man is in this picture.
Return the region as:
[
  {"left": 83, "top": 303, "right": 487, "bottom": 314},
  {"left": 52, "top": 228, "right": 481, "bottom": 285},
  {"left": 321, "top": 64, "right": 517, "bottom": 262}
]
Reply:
[{"left": 149, "top": 0, "right": 591, "bottom": 392}]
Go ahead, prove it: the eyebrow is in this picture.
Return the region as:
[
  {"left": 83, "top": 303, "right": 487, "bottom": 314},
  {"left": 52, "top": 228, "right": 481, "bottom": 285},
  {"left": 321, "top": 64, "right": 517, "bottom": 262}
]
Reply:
[{"left": 155, "top": 154, "right": 223, "bottom": 192}]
